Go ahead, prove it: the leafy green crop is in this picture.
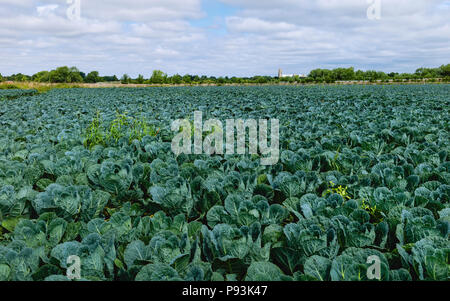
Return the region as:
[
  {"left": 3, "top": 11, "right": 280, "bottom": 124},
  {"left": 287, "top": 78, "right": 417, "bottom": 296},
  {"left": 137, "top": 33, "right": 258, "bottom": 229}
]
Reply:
[
  {"left": 0, "top": 89, "right": 37, "bottom": 101},
  {"left": 0, "top": 85, "right": 448, "bottom": 281}
]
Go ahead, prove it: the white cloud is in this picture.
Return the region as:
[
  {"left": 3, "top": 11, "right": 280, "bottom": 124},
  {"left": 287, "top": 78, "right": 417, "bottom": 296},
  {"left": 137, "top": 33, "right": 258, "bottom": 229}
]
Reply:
[
  {"left": 226, "top": 17, "right": 297, "bottom": 33},
  {"left": 36, "top": 5, "right": 58, "bottom": 17},
  {"left": 0, "top": 0, "right": 448, "bottom": 76},
  {"left": 35, "top": 0, "right": 203, "bottom": 22},
  {"left": 214, "top": 0, "right": 450, "bottom": 74}
]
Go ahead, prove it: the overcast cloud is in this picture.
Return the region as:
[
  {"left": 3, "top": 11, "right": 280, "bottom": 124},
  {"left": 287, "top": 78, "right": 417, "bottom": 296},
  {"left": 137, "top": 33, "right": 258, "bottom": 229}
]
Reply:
[{"left": 0, "top": 0, "right": 449, "bottom": 77}]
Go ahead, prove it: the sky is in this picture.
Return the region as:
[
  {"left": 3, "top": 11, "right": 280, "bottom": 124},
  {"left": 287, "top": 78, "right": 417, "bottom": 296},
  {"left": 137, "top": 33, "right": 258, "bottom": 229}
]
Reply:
[{"left": 0, "top": 0, "right": 449, "bottom": 77}]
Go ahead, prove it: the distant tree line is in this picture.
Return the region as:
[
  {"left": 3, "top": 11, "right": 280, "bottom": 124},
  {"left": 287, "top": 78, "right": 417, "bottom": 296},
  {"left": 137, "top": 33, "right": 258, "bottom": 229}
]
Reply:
[
  {"left": 306, "top": 65, "right": 450, "bottom": 83},
  {"left": 1, "top": 64, "right": 449, "bottom": 85},
  {"left": 0, "top": 67, "right": 119, "bottom": 84}
]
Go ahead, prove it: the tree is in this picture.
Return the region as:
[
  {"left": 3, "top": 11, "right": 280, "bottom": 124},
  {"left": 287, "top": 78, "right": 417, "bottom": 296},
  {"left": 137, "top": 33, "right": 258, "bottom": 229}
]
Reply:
[
  {"left": 46, "top": 66, "right": 83, "bottom": 83},
  {"left": 355, "top": 70, "right": 365, "bottom": 80},
  {"left": 340, "top": 67, "right": 355, "bottom": 80},
  {"left": 0, "top": 73, "right": 3, "bottom": 82},
  {"left": 68, "top": 67, "right": 83, "bottom": 83},
  {"left": 136, "top": 74, "right": 145, "bottom": 84},
  {"left": 102, "top": 75, "right": 119, "bottom": 82},
  {"left": 121, "top": 74, "right": 131, "bottom": 84},
  {"left": 415, "top": 67, "right": 439, "bottom": 78},
  {"left": 309, "top": 69, "right": 333, "bottom": 82},
  {"left": 85, "top": 71, "right": 101, "bottom": 83},
  {"left": 254, "top": 76, "right": 269, "bottom": 84},
  {"left": 439, "top": 64, "right": 450, "bottom": 77},
  {"left": 171, "top": 74, "right": 182, "bottom": 84},
  {"left": 333, "top": 67, "right": 352, "bottom": 81},
  {"left": 376, "top": 71, "right": 387, "bottom": 81},
  {"left": 32, "top": 71, "right": 50, "bottom": 82},
  {"left": 10, "top": 73, "right": 29, "bottom": 82},
  {"left": 388, "top": 72, "right": 398, "bottom": 78},
  {"left": 48, "top": 68, "right": 65, "bottom": 83},
  {"left": 150, "top": 70, "right": 167, "bottom": 84},
  {"left": 182, "top": 74, "right": 192, "bottom": 84}
]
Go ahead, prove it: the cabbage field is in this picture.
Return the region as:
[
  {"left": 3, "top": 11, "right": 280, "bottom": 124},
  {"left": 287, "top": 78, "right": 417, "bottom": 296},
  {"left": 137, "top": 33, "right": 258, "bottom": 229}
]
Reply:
[
  {"left": 0, "top": 85, "right": 448, "bottom": 281},
  {"left": 0, "top": 89, "right": 37, "bottom": 101}
]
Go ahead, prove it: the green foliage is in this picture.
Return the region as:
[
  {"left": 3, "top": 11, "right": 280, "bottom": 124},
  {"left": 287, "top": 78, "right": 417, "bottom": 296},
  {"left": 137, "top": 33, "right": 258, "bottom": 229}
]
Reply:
[
  {"left": 85, "top": 71, "right": 101, "bottom": 83},
  {"left": 322, "top": 181, "right": 352, "bottom": 202},
  {"left": 170, "top": 74, "right": 182, "bottom": 85},
  {"left": 149, "top": 70, "right": 167, "bottom": 84},
  {"left": 135, "top": 74, "right": 145, "bottom": 84},
  {"left": 4, "top": 63, "right": 449, "bottom": 85},
  {"left": 361, "top": 199, "right": 385, "bottom": 224},
  {"left": 84, "top": 111, "right": 105, "bottom": 149},
  {"left": 0, "top": 85, "right": 448, "bottom": 281},
  {"left": 83, "top": 111, "right": 159, "bottom": 148},
  {"left": 34, "top": 66, "right": 84, "bottom": 83},
  {"left": 108, "top": 112, "right": 130, "bottom": 143},
  {"left": 0, "top": 89, "right": 37, "bottom": 101},
  {"left": 121, "top": 74, "right": 131, "bottom": 84}
]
